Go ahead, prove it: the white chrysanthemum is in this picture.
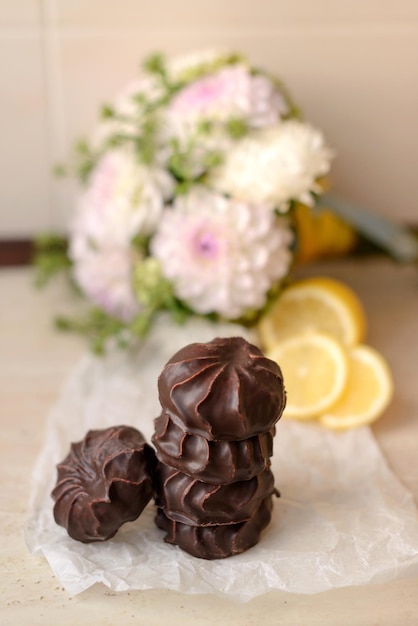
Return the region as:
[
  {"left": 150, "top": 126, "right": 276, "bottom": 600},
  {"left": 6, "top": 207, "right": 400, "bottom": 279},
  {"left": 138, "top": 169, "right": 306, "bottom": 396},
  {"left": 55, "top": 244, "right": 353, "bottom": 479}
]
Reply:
[
  {"left": 72, "top": 246, "right": 141, "bottom": 322},
  {"left": 150, "top": 188, "right": 293, "bottom": 319},
  {"left": 210, "top": 120, "right": 334, "bottom": 211},
  {"left": 71, "top": 149, "right": 174, "bottom": 253}
]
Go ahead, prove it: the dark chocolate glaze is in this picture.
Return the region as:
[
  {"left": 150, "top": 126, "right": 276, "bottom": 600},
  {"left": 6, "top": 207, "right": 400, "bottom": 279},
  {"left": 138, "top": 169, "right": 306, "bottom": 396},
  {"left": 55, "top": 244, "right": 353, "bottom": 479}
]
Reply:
[
  {"left": 158, "top": 336, "right": 286, "bottom": 441},
  {"left": 52, "top": 425, "right": 156, "bottom": 543},
  {"left": 155, "top": 495, "right": 274, "bottom": 559},
  {"left": 152, "top": 412, "right": 275, "bottom": 484},
  {"left": 155, "top": 463, "right": 276, "bottom": 526}
]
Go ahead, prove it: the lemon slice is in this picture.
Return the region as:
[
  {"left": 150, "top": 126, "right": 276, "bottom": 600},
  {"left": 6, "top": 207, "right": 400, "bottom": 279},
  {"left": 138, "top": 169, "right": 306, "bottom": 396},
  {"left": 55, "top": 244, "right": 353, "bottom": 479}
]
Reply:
[
  {"left": 319, "top": 345, "right": 393, "bottom": 430},
  {"left": 259, "top": 276, "right": 366, "bottom": 350},
  {"left": 268, "top": 332, "right": 348, "bottom": 420}
]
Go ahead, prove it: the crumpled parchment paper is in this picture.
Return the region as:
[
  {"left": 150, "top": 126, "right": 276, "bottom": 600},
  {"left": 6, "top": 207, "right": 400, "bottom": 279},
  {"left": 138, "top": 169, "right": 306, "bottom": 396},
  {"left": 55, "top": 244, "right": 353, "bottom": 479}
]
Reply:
[{"left": 25, "top": 316, "right": 418, "bottom": 601}]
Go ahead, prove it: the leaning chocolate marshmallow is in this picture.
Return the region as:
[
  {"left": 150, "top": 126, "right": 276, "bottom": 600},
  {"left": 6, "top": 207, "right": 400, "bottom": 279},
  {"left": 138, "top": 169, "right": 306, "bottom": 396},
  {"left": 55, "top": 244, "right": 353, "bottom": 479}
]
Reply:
[
  {"left": 52, "top": 425, "right": 156, "bottom": 543},
  {"left": 157, "top": 336, "right": 286, "bottom": 441}
]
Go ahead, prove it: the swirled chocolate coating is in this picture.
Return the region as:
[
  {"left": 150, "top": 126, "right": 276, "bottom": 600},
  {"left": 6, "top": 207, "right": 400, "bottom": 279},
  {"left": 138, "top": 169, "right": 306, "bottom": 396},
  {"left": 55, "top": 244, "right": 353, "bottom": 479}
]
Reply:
[
  {"left": 52, "top": 425, "right": 156, "bottom": 543},
  {"left": 156, "top": 495, "right": 274, "bottom": 559},
  {"left": 155, "top": 463, "right": 276, "bottom": 526},
  {"left": 158, "top": 336, "right": 286, "bottom": 441},
  {"left": 152, "top": 412, "right": 275, "bottom": 484}
]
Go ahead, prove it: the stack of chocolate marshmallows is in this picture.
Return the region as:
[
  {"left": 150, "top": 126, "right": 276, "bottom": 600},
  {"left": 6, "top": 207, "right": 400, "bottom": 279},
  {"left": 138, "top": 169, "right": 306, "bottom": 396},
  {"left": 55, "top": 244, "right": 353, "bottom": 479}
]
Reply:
[{"left": 152, "top": 336, "right": 286, "bottom": 559}]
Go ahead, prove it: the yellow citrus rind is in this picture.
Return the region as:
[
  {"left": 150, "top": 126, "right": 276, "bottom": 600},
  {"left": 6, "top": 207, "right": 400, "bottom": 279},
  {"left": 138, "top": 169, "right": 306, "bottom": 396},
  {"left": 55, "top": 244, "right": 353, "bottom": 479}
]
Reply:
[
  {"left": 294, "top": 203, "right": 357, "bottom": 264},
  {"left": 319, "top": 344, "right": 394, "bottom": 430},
  {"left": 259, "top": 276, "right": 367, "bottom": 350},
  {"left": 267, "top": 331, "right": 348, "bottom": 420}
]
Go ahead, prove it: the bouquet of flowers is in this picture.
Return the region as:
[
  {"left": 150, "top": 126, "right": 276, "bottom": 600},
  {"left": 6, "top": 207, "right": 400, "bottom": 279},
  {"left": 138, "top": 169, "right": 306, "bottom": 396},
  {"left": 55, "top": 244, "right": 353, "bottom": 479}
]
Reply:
[{"left": 36, "top": 49, "right": 342, "bottom": 352}]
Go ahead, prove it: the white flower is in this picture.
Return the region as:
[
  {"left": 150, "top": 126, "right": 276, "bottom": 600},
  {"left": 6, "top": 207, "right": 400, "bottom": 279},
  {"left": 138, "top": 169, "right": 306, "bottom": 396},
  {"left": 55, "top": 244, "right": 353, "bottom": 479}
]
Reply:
[
  {"left": 71, "top": 149, "right": 174, "bottom": 252},
  {"left": 150, "top": 187, "right": 293, "bottom": 319},
  {"left": 209, "top": 120, "right": 334, "bottom": 211},
  {"left": 72, "top": 246, "right": 141, "bottom": 322}
]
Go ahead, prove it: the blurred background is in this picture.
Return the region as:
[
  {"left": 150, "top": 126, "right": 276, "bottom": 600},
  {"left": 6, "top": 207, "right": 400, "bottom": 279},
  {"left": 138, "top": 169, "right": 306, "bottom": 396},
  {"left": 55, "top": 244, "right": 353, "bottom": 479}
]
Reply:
[{"left": 1, "top": 0, "right": 417, "bottom": 246}]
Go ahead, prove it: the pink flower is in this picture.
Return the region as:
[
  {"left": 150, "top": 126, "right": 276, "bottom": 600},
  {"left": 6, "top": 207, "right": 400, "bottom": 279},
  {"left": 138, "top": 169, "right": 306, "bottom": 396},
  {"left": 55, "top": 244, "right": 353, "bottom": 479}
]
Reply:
[
  {"left": 150, "top": 187, "right": 293, "bottom": 319},
  {"left": 168, "top": 65, "right": 287, "bottom": 128},
  {"left": 68, "top": 148, "right": 174, "bottom": 322}
]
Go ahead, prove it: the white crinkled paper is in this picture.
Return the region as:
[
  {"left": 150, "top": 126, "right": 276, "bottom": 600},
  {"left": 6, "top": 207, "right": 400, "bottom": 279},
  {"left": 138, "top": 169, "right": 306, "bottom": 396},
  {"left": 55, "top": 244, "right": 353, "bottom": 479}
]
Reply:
[{"left": 25, "top": 317, "right": 418, "bottom": 600}]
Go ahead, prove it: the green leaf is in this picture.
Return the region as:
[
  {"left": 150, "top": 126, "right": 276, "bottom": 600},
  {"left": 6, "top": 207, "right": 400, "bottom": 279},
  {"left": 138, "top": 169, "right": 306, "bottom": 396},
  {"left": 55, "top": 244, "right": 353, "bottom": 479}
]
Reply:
[
  {"left": 74, "top": 139, "right": 91, "bottom": 156},
  {"left": 53, "top": 163, "right": 67, "bottom": 177},
  {"left": 100, "top": 104, "right": 116, "bottom": 119},
  {"left": 129, "top": 312, "right": 151, "bottom": 338},
  {"left": 176, "top": 51, "right": 244, "bottom": 84},
  {"left": 226, "top": 118, "right": 248, "bottom": 139},
  {"left": 54, "top": 308, "right": 130, "bottom": 354},
  {"left": 143, "top": 52, "right": 167, "bottom": 78},
  {"left": 197, "top": 119, "right": 213, "bottom": 135},
  {"left": 32, "top": 233, "right": 72, "bottom": 287},
  {"left": 202, "top": 150, "right": 223, "bottom": 169}
]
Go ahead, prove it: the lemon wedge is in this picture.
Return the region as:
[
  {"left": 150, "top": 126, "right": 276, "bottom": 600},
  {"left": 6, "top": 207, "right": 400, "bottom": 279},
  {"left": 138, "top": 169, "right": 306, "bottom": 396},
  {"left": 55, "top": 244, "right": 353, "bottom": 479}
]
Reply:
[
  {"left": 268, "top": 332, "right": 348, "bottom": 420},
  {"left": 319, "top": 345, "right": 394, "bottom": 430},
  {"left": 293, "top": 203, "right": 357, "bottom": 264},
  {"left": 259, "top": 276, "right": 366, "bottom": 350}
]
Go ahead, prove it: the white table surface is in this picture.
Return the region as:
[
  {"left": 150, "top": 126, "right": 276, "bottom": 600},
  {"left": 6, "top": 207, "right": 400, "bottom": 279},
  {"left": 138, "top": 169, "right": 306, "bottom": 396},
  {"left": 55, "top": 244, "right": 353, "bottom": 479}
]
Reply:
[{"left": 1, "top": 258, "right": 418, "bottom": 625}]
